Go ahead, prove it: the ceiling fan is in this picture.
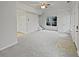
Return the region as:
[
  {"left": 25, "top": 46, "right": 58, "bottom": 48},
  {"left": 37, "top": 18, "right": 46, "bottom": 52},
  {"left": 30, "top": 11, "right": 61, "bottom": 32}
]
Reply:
[{"left": 30, "top": 1, "right": 53, "bottom": 9}]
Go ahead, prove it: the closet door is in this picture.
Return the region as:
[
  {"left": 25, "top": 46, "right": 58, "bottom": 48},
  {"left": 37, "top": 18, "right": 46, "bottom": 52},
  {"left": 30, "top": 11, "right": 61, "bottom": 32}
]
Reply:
[
  {"left": 17, "top": 9, "right": 28, "bottom": 33},
  {"left": 27, "top": 13, "right": 39, "bottom": 33},
  {"left": 17, "top": 15, "right": 23, "bottom": 32},
  {"left": 17, "top": 9, "right": 39, "bottom": 33},
  {"left": 21, "top": 16, "right": 27, "bottom": 33}
]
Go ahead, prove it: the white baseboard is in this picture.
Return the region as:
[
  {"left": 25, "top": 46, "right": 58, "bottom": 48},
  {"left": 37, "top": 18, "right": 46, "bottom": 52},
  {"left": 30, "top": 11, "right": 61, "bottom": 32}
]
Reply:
[{"left": 0, "top": 41, "right": 18, "bottom": 51}]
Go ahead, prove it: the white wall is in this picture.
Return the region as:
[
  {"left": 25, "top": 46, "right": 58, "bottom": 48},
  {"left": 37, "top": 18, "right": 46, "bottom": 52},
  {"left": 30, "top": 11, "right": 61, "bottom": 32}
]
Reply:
[
  {"left": 0, "top": 2, "right": 17, "bottom": 50},
  {"left": 39, "top": 8, "right": 71, "bottom": 33}
]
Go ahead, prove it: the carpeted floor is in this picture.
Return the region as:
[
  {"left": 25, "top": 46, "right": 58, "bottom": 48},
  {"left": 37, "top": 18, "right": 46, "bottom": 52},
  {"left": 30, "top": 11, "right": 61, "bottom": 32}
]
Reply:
[{"left": 0, "top": 30, "right": 78, "bottom": 57}]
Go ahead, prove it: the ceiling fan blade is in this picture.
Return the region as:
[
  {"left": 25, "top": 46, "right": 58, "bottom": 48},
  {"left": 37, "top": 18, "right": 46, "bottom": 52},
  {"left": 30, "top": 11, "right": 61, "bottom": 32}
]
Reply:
[
  {"left": 30, "top": 4, "right": 41, "bottom": 8},
  {"left": 30, "top": 4, "right": 41, "bottom": 6},
  {"left": 29, "top": 1, "right": 54, "bottom": 9},
  {"left": 48, "top": 3, "right": 54, "bottom": 5}
]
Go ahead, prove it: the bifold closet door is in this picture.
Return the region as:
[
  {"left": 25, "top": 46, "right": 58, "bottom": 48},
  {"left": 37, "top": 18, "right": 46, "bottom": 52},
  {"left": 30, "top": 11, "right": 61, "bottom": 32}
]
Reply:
[
  {"left": 17, "top": 9, "right": 39, "bottom": 33},
  {"left": 17, "top": 15, "right": 28, "bottom": 33}
]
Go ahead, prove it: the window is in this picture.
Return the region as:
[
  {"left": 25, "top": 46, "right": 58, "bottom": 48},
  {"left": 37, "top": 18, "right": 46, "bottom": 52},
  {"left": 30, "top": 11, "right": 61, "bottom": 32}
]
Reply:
[{"left": 46, "top": 16, "right": 57, "bottom": 26}]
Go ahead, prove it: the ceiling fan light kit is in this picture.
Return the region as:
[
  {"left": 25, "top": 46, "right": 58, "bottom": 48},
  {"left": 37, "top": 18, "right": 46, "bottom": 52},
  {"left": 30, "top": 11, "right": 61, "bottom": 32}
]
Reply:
[
  {"left": 40, "top": 2, "right": 48, "bottom": 9},
  {"left": 41, "top": 5, "right": 46, "bottom": 9},
  {"left": 29, "top": 1, "right": 52, "bottom": 9}
]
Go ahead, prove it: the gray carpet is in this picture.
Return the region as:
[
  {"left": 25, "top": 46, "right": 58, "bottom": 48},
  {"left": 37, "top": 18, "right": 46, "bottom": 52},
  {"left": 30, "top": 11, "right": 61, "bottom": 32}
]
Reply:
[{"left": 0, "top": 30, "right": 78, "bottom": 57}]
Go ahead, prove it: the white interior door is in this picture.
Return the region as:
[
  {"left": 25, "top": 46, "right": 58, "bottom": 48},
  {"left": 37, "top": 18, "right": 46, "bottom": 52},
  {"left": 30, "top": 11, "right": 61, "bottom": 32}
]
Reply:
[
  {"left": 27, "top": 13, "right": 39, "bottom": 32},
  {"left": 70, "top": 2, "right": 79, "bottom": 55},
  {"left": 17, "top": 9, "right": 28, "bottom": 33},
  {"left": 17, "top": 15, "right": 27, "bottom": 33},
  {"left": 73, "top": 2, "right": 79, "bottom": 55}
]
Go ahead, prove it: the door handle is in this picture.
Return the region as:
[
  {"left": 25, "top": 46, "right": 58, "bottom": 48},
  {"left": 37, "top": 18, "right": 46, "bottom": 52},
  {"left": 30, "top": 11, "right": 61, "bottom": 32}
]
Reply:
[
  {"left": 76, "top": 26, "right": 78, "bottom": 29},
  {"left": 76, "top": 26, "right": 78, "bottom": 32},
  {"left": 76, "top": 31, "right": 78, "bottom": 32}
]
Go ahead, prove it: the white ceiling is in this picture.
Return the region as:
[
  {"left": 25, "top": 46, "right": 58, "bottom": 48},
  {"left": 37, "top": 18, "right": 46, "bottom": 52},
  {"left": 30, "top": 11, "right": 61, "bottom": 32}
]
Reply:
[{"left": 20, "top": 1, "right": 72, "bottom": 10}]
